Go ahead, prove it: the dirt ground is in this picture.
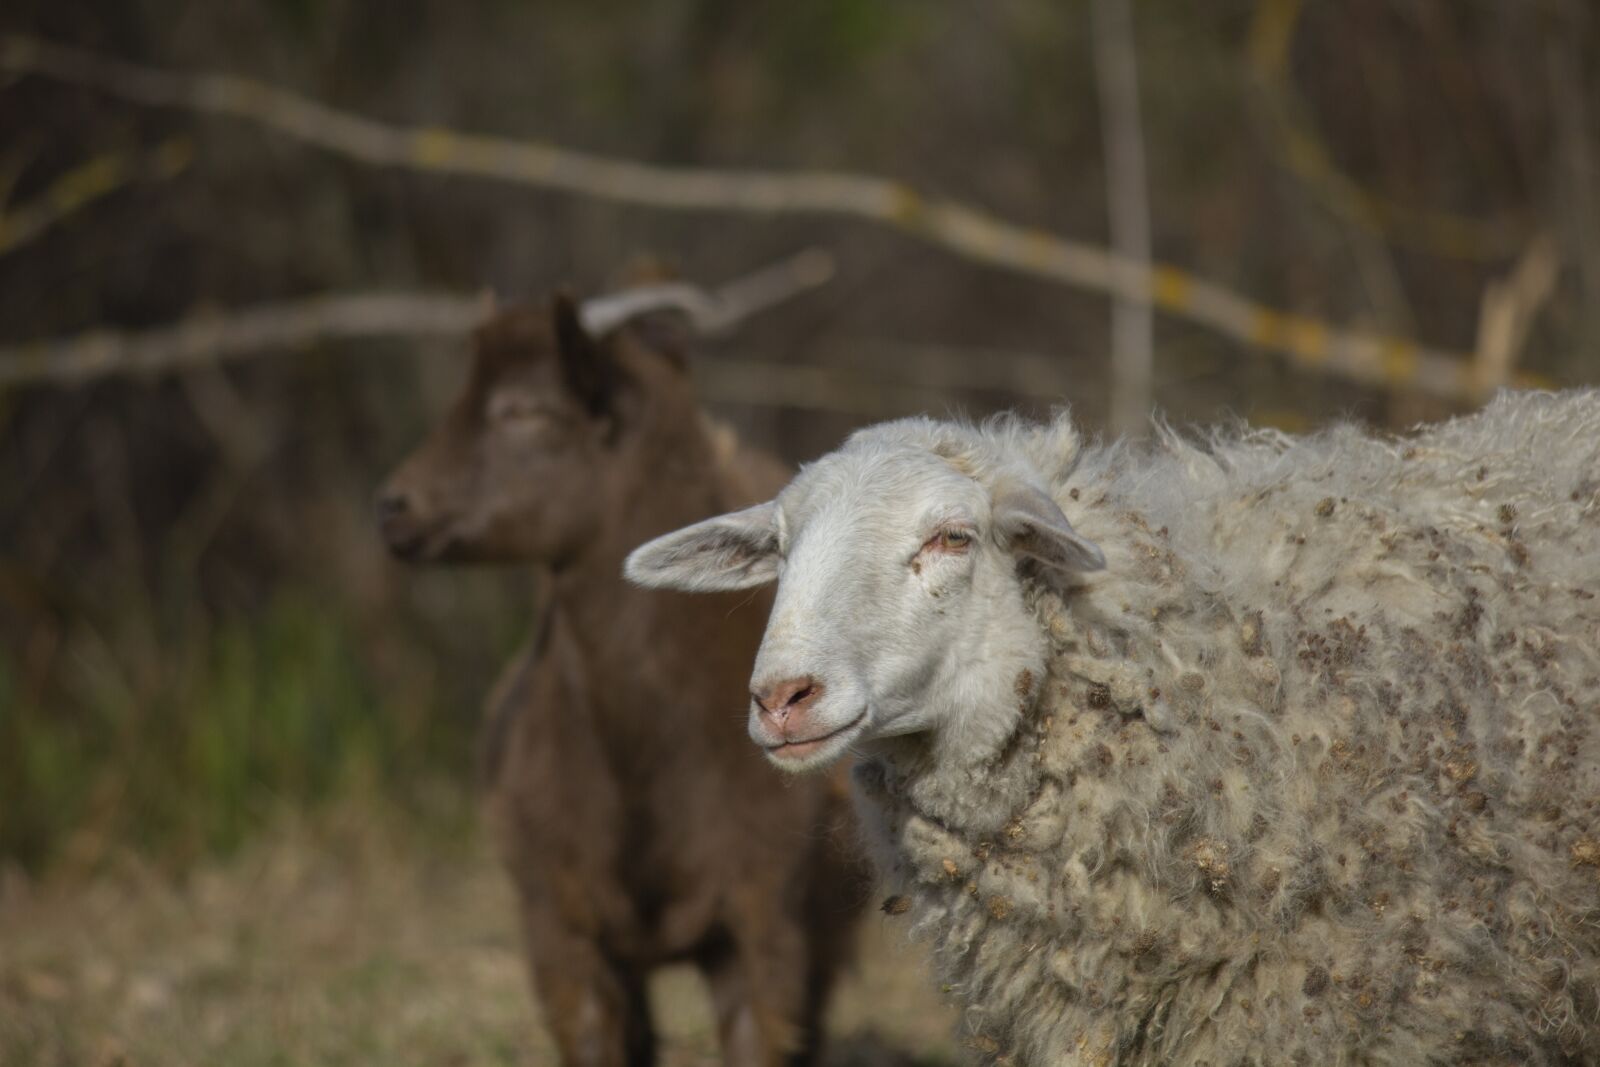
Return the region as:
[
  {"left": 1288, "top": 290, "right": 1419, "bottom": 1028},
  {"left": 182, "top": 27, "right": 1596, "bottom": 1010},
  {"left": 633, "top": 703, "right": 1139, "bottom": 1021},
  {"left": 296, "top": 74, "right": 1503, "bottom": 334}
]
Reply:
[{"left": 0, "top": 810, "right": 959, "bottom": 1066}]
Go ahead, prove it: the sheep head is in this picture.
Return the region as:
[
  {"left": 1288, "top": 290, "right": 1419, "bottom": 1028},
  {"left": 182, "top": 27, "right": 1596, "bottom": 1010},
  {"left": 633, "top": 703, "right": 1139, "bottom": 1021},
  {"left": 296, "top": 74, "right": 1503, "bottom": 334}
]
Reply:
[{"left": 626, "top": 417, "right": 1104, "bottom": 771}]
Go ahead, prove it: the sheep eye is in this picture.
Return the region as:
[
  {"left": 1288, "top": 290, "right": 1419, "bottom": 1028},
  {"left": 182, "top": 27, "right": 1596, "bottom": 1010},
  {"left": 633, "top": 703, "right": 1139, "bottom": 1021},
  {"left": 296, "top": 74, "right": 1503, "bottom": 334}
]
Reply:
[{"left": 924, "top": 527, "right": 973, "bottom": 554}]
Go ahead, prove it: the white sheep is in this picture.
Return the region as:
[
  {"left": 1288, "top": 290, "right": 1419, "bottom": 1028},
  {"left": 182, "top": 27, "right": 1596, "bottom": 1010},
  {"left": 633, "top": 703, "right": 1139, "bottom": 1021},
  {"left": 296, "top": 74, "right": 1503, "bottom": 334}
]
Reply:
[{"left": 626, "top": 390, "right": 1600, "bottom": 1066}]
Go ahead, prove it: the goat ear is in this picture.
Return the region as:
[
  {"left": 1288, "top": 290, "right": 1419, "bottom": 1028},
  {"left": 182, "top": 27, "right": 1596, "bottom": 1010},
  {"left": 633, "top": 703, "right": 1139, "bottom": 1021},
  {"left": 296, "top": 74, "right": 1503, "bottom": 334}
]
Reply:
[
  {"left": 552, "top": 291, "right": 618, "bottom": 415},
  {"left": 624, "top": 503, "right": 780, "bottom": 592},
  {"left": 993, "top": 480, "right": 1106, "bottom": 573}
]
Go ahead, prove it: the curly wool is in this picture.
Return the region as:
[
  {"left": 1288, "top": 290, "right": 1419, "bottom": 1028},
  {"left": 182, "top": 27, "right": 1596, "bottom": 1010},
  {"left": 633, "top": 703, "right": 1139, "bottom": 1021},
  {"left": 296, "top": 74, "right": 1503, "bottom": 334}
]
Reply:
[{"left": 855, "top": 390, "right": 1600, "bottom": 1066}]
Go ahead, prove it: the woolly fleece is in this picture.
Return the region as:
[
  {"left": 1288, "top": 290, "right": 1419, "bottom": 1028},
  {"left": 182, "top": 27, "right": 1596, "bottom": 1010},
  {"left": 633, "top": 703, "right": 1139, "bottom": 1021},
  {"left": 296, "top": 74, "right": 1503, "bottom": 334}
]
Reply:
[{"left": 855, "top": 391, "right": 1600, "bottom": 1066}]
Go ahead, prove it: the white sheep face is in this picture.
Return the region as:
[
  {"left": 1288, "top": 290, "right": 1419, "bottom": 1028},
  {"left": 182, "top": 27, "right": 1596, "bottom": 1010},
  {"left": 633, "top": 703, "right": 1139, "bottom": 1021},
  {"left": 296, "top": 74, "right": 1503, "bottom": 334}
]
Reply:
[{"left": 625, "top": 426, "right": 1104, "bottom": 772}]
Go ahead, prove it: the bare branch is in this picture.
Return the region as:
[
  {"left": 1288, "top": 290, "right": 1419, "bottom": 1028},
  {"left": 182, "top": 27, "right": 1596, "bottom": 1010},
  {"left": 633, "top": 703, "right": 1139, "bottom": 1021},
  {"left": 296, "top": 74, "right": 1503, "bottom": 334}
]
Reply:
[
  {"left": 580, "top": 248, "right": 834, "bottom": 336},
  {"left": 0, "top": 34, "right": 1525, "bottom": 403},
  {"left": 0, "top": 293, "right": 485, "bottom": 387},
  {"left": 1547, "top": 0, "right": 1600, "bottom": 323},
  {"left": 1472, "top": 234, "right": 1560, "bottom": 397},
  {"left": 0, "top": 292, "right": 1067, "bottom": 416},
  {"left": 0, "top": 254, "right": 834, "bottom": 387},
  {"left": 1092, "top": 0, "right": 1154, "bottom": 437}
]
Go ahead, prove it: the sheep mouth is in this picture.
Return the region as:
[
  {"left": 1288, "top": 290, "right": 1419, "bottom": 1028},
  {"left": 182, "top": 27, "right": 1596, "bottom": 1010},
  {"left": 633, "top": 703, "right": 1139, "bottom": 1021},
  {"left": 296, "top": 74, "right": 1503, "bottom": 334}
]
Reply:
[{"left": 763, "top": 708, "right": 868, "bottom": 767}]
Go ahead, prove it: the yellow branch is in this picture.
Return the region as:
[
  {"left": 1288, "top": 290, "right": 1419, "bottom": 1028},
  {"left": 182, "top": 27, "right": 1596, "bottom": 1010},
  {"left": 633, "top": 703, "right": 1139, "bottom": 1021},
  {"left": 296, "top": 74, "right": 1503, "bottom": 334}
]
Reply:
[
  {"left": 0, "top": 34, "right": 1531, "bottom": 402},
  {"left": 0, "top": 290, "right": 1550, "bottom": 404},
  {"left": 0, "top": 137, "right": 191, "bottom": 257},
  {"left": 1246, "top": 0, "right": 1525, "bottom": 263}
]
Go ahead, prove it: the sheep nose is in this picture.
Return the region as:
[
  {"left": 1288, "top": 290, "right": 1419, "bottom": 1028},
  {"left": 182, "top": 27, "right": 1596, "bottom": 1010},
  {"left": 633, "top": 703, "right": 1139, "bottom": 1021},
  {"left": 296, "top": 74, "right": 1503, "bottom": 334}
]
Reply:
[{"left": 752, "top": 676, "right": 824, "bottom": 736}]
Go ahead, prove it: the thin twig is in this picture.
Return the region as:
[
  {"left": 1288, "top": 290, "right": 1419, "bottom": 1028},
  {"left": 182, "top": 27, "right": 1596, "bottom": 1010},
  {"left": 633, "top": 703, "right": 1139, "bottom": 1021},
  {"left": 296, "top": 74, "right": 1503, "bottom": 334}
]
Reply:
[
  {"left": 0, "top": 137, "right": 191, "bottom": 257},
  {"left": 0, "top": 34, "right": 1530, "bottom": 403}
]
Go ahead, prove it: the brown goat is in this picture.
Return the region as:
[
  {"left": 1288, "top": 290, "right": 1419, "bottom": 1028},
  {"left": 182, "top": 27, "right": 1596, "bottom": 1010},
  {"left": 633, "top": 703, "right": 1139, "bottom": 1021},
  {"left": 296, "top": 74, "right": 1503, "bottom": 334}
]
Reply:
[{"left": 378, "top": 295, "right": 867, "bottom": 1066}]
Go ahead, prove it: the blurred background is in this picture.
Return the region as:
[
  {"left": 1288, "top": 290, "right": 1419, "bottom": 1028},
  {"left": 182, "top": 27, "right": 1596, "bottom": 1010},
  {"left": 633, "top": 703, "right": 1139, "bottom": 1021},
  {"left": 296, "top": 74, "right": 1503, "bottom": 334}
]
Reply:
[{"left": 2, "top": 1, "right": 1597, "bottom": 1062}]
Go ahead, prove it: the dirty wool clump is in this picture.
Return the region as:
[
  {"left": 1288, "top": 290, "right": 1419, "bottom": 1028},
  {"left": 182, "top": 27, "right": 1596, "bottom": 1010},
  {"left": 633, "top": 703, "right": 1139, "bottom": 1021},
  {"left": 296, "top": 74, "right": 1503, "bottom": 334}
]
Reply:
[{"left": 857, "top": 391, "right": 1600, "bottom": 1066}]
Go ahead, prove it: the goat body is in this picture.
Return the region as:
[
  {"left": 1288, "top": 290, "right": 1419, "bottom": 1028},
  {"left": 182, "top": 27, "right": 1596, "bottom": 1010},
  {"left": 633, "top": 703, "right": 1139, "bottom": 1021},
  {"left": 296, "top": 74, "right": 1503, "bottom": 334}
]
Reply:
[{"left": 383, "top": 297, "right": 866, "bottom": 1066}]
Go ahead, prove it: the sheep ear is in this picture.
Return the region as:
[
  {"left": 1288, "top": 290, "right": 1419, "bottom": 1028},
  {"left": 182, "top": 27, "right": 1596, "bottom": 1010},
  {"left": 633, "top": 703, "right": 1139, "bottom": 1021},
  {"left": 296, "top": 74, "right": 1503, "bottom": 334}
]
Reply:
[
  {"left": 993, "top": 480, "right": 1105, "bottom": 573},
  {"left": 624, "top": 502, "right": 780, "bottom": 592}
]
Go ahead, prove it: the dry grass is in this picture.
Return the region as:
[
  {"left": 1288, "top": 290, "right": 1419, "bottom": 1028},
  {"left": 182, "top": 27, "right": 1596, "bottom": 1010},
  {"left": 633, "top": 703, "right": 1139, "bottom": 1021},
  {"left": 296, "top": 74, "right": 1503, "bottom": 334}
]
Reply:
[{"left": 0, "top": 809, "right": 958, "bottom": 1066}]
